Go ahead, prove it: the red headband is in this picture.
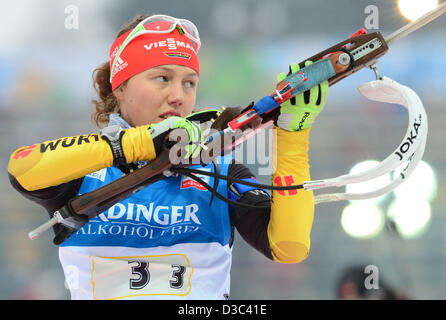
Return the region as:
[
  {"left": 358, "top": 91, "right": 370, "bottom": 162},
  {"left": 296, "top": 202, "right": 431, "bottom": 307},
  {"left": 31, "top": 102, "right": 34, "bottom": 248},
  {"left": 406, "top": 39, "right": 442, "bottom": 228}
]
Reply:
[{"left": 109, "top": 26, "right": 200, "bottom": 91}]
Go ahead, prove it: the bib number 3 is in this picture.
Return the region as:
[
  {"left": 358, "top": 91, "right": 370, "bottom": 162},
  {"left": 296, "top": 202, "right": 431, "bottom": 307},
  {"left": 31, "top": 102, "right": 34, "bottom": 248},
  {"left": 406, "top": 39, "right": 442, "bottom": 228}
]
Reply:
[
  {"left": 90, "top": 254, "right": 193, "bottom": 299},
  {"left": 128, "top": 261, "right": 186, "bottom": 290},
  {"left": 128, "top": 261, "right": 150, "bottom": 290}
]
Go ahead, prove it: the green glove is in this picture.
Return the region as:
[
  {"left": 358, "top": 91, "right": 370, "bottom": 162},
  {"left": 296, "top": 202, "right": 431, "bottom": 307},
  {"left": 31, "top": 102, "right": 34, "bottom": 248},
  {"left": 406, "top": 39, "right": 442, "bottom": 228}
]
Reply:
[
  {"left": 185, "top": 108, "right": 221, "bottom": 123},
  {"left": 149, "top": 116, "right": 204, "bottom": 159},
  {"left": 276, "top": 61, "right": 329, "bottom": 131}
]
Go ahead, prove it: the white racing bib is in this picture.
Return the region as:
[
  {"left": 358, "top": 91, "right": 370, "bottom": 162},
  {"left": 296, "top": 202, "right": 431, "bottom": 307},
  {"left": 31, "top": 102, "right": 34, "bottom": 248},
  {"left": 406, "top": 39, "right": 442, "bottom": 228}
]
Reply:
[
  {"left": 89, "top": 254, "right": 193, "bottom": 300},
  {"left": 60, "top": 243, "right": 232, "bottom": 300}
]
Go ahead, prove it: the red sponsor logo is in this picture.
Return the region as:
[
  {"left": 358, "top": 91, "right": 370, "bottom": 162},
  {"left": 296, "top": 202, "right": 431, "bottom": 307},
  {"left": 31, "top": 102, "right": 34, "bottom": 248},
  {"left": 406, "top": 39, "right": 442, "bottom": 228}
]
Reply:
[
  {"left": 274, "top": 175, "right": 298, "bottom": 196},
  {"left": 298, "top": 71, "right": 308, "bottom": 82},
  {"left": 181, "top": 179, "right": 206, "bottom": 191},
  {"left": 180, "top": 169, "right": 210, "bottom": 191},
  {"left": 13, "top": 145, "right": 37, "bottom": 159}
]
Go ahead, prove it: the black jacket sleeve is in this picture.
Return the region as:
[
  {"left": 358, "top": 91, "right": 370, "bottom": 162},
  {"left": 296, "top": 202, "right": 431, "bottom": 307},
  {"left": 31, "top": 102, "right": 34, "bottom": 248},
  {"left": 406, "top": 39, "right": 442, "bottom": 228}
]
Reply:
[
  {"left": 9, "top": 173, "right": 84, "bottom": 215},
  {"left": 9, "top": 173, "right": 84, "bottom": 242},
  {"left": 226, "top": 160, "right": 273, "bottom": 260}
]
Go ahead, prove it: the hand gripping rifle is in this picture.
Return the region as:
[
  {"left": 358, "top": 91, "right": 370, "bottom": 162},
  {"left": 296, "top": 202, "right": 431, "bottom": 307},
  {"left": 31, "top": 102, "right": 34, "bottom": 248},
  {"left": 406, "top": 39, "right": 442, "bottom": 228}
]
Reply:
[{"left": 28, "top": 3, "right": 446, "bottom": 244}]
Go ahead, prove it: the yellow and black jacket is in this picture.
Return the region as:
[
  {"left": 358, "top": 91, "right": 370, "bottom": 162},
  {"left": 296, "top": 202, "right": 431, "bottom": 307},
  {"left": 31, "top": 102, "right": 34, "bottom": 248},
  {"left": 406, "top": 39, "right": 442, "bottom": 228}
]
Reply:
[{"left": 8, "top": 124, "right": 314, "bottom": 264}]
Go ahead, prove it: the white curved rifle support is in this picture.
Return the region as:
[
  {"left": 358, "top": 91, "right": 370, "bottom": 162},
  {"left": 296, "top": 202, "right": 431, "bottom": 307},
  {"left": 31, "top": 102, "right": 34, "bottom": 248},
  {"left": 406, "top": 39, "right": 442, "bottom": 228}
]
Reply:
[{"left": 303, "top": 76, "right": 428, "bottom": 205}]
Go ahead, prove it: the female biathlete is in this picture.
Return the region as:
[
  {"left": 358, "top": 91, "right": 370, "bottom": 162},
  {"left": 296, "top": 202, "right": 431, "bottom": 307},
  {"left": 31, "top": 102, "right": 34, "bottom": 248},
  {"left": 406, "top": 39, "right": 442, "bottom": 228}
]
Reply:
[{"left": 7, "top": 14, "right": 328, "bottom": 300}]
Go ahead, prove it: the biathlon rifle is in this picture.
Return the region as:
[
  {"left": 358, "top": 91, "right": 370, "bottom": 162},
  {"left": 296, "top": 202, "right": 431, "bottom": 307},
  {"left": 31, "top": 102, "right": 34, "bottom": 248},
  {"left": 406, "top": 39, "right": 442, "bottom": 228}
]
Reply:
[{"left": 28, "top": 2, "right": 446, "bottom": 244}]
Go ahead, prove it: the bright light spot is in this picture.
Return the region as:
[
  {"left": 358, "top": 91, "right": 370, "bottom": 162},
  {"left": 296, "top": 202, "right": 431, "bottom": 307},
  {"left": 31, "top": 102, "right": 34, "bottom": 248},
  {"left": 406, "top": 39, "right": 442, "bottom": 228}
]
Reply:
[
  {"left": 398, "top": 0, "right": 438, "bottom": 21},
  {"left": 387, "top": 198, "right": 431, "bottom": 238},
  {"left": 346, "top": 160, "right": 391, "bottom": 204},
  {"left": 341, "top": 203, "right": 385, "bottom": 239},
  {"left": 393, "top": 160, "right": 437, "bottom": 201}
]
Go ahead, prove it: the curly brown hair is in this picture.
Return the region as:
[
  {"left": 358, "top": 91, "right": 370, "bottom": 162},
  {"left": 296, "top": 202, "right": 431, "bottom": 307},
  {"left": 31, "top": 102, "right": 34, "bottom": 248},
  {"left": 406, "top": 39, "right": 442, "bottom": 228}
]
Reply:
[{"left": 91, "top": 15, "right": 150, "bottom": 128}]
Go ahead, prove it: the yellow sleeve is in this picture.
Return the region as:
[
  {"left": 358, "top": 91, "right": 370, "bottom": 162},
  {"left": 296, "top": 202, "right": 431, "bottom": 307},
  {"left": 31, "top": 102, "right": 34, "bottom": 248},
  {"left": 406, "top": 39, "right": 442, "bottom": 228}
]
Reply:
[
  {"left": 8, "top": 126, "right": 157, "bottom": 191},
  {"left": 268, "top": 126, "right": 314, "bottom": 264}
]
